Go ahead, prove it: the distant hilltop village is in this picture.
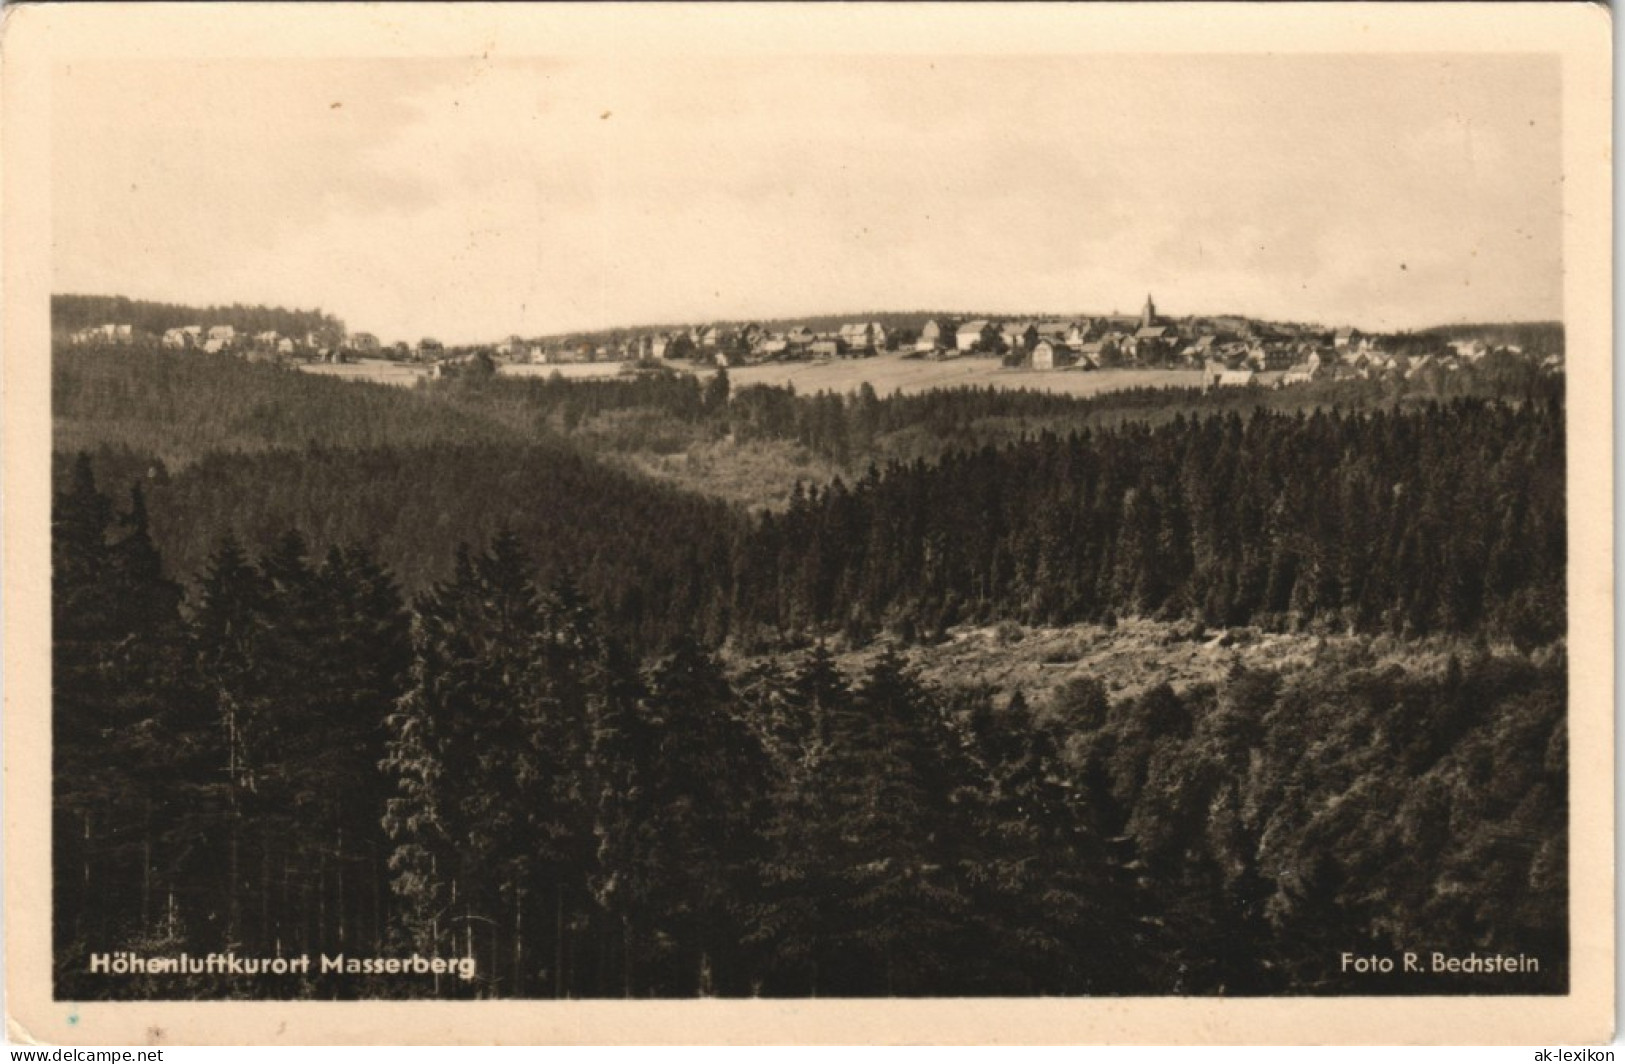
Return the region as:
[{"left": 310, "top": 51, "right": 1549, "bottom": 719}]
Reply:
[{"left": 55, "top": 293, "right": 1565, "bottom": 386}]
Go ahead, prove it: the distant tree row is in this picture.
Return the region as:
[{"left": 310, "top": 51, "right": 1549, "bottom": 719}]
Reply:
[{"left": 1418, "top": 321, "right": 1565, "bottom": 359}]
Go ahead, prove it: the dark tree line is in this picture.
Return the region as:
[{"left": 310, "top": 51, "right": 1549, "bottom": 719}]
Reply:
[
  {"left": 53, "top": 466, "right": 1567, "bottom": 998},
  {"left": 1418, "top": 321, "right": 1564, "bottom": 359}
]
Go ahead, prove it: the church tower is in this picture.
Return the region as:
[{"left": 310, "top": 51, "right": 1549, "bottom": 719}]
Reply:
[{"left": 1140, "top": 293, "right": 1158, "bottom": 329}]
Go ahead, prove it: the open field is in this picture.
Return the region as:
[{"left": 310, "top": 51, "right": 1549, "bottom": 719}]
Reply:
[
  {"left": 296, "top": 353, "right": 1206, "bottom": 397},
  {"left": 500, "top": 362, "right": 632, "bottom": 381},
  {"left": 296, "top": 358, "right": 431, "bottom": 386},
  {"left": 717, "top": 356, "right": 1203, "bottom": 397}
]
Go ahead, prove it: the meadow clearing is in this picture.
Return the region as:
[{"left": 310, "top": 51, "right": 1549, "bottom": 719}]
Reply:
[
  {"left": 298, "top": 353, "right": 1205, "bottom": 397},
  {"left": 296, "top": 358, "right": 432, "bottom": 386},
  {"left": 714, "top": 355, "right": 1201, "bottom": 397}
]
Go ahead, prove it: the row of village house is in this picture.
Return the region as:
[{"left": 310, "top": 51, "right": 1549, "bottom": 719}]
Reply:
[
  {"left": 66, "top": 323, "right": 423, "bottom": 363},
  {"left": 69, "top": 323, "right": 337, "bottom": 359},
  {"left": 68, "top": 295, "right": 1560, "bottom": 385},
  {"left": 531, "top": 299, "right": 1556, "bottom": 385}
]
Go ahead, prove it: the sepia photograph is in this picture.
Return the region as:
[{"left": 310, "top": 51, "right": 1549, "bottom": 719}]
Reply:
[{"left": 3, "top": 1, "right": 1613, "bottom": 1046}]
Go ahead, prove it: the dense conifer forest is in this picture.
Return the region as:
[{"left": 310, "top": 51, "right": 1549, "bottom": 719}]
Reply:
[{"left": 52, "top": 342, "right": 1568, "bottom": 998}]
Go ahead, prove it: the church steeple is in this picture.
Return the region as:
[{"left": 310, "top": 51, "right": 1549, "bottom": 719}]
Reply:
[{"left": 1140, "top": 293, "right": 1157, "bottom": 329}]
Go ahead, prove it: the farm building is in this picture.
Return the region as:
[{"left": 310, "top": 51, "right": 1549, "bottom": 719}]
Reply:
[
  {"left": 1001, "top": 322, "right": 1038, "bottom": 354},
  {"left": 955, "top": 320, "right": 998, "bottom": 353},
  {"left": 918, "top": 320, "right": 952, "bottom": 347},
  {"left": 1405, "top": 353, "right": 1435, "bottom": 378},
  {"left": 1128, "top": 325, "right": 1174, "bottom": 362},
  {"left": 1179, "top": 334, "right": 1217, "bottom": 364},
  {"left": 1076, "top": 341, "right": 1113, "bottom": 368},
  {"left": 1030, "top": 340, "right": 1074, "bottom": 371},
  {"left": 838, "top": 322, "right": 887, "bottom": 353},
  {"left": 659, "top": 334, "right": 698, "bottom": 360},
  {"left": 1245, "top": 344, "right": 1295, "bottom": 371},
  {"left": 700, "top": 325, "right": 738, "bottom": 349}
]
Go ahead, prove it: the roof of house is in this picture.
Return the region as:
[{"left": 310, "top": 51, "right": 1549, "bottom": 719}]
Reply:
[
  {"left": 1135, "top": 326, "right": 1170, "bottom": 340},
  {"left": 957, "top": 320, "right": 991, "bottom": 335}
]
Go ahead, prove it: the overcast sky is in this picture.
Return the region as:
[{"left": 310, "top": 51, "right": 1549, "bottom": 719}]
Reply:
[{"left": 53, "top": 55, "right": 1561, "bottom": 343}]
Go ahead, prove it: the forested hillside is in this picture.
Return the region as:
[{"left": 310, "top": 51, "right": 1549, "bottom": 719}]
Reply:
[
  {"left": 54, "top": 347, "right": 521, "bottom": 465},
  {"left": 52, "top": 343, "right": 1569, "bottom": 999},
  {"left": 62, "top": 349, "right": 1565, "bottom": 655},
  {"left": 733, "top": 398, "right": 1565, "bottom": 648},
  {"left": 54, "top": 470, "right": 1566, "bottom": 998}
]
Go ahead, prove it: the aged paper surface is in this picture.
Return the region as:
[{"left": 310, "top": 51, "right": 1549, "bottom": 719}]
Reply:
[{"left": 3, "top": 1, "right": 1613, "bottom": 1045}]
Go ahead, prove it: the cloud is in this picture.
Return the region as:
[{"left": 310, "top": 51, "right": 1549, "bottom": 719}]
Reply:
[{"left": 52, "top": 55, "right": 1562, "bottom": 340}]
